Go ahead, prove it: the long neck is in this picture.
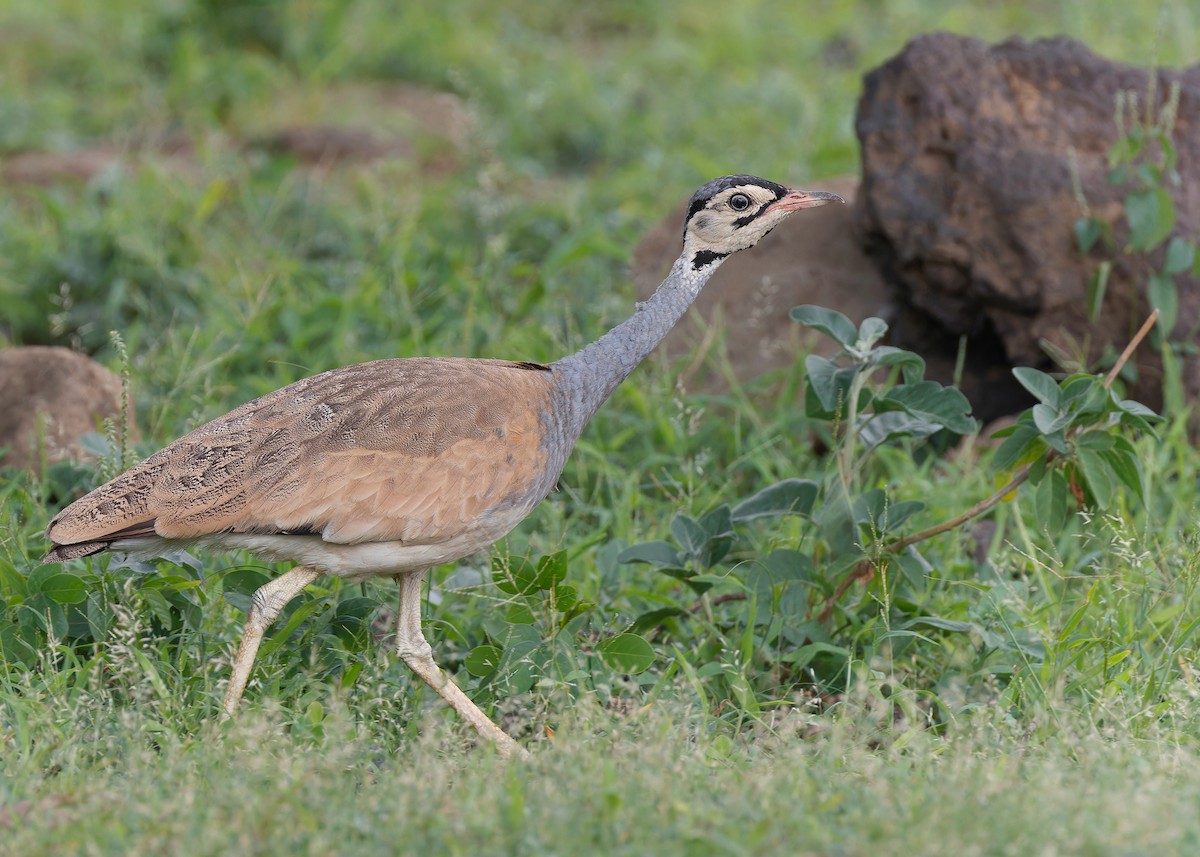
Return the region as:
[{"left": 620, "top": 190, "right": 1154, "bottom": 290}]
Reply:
[{"left": 550, "top": 252, "right": 719, "bottom": 441}]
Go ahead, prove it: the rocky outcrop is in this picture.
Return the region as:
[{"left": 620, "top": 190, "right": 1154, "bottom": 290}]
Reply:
[
  {"left": 0, "top": 347, "right": 137, "bottom": 472},
  {"left": 855, "top": 33, "right": 1200, "bottom": 411}
]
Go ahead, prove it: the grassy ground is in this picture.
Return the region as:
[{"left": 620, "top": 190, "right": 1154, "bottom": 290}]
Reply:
[{"left": 2, "top": 0, "right": 1200, "bottom": 853}]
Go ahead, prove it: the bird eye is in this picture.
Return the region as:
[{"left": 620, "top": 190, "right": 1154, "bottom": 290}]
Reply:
[{"left": 728, "top": 193, "right": 751, "bottom": 212}]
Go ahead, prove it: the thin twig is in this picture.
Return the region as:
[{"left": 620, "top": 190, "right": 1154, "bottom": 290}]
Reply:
[
  {"left": 1104, "top": 308, "right": 1158, "bottom": 389},
  {"left": 882, "top": 461, "right": 1036, "bottom": 555},
  {"left": 688, "top": 591, "right": 746, "bottom": 614}
]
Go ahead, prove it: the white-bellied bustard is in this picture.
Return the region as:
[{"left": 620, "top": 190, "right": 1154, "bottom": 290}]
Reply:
[{"left": 45, "top": 175, "right": 842, "bottom": 757}]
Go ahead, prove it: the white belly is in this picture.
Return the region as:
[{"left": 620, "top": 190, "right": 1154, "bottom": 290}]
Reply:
[{"left": 115, "top": 503, "right": 533, "bottom": 582}]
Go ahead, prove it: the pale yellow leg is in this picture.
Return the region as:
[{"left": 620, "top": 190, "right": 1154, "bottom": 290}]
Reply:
[
  {"left": 223, "top": 565, "right": 322, "bottom": 717},
  {"left": 394, "top": 570, "right": 528, "bottom": 759}
]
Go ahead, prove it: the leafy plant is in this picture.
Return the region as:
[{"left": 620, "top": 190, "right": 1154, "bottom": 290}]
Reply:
[
  {"left": 1073, "top": 80, "right": 1199, "bottom": 404},
  {"left": 617, "top": 305, "right": 1159, "bottom": 704}
]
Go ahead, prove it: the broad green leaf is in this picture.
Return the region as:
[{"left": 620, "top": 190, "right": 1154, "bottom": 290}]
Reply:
[
  {"left": 1125, "top": 187, "right": 1174, "bottom": 251},
  {"left": 618, "top": 541, "right": 685, "bottom": 569},
  {"left": 259, "top": 598, "right": 325, "bottom": 657},
  {"left": 1100, "top": 447, "right": 1145, "bottom": 502},
  {"left": 877, "top": 381, "right": 975, "bottom": 434},
  {"left": 670, "top": 514, "right": 708, "bottom": 557},
  {"left": 900, "top": 616, "right": 975, "bottom": 633},
  {"left": 334, "top": 596, "right": 377, "bottom": 621},
  {"left": 1074, "top": 216, "right": 1102, "bottom": 253},
  {"left": 1115, "top": 398, "right": 1158, "bottom": 419},
  {"left": 805, "top": 354, "right": 850, "bottom": 413},
  {"left": 505, "top": 603, "right": 535, "bottom": 625},
  {"left": 492, "top": 556, "right": 541, "bottom": 595},
  {"left": 1058, "top": 376, "right": 1109, "bottom": 422},
  {"left": 778, "top": 584, "right": 811, "bottom": 622},
  {"left": 492, "top": 631, "right": 539, "bottom": 694},
  {"left": 222, "top": 569, "right": 271, "bottom": 597},
  {"left": 25, "top": 564, "right": 63, "bottom": 593},
  {"left": 790, "top": 305, "right": 858, "bottom": 348},
  {"left": 1034, "top": 468, "right": 1068, "bottom": 534},
  {"left": 1148, "top": 272, "right": 1178, "bottom": 335},
  {"left": 880, "top": 629, "right": 938, "bottom": 645},
  {"left": 858, "top": 411, "right": 942, "bottom": 451},
  {"left": 1075, "top": 449, "right": 1114, "bottom": 507},
  {"left": 852, "top": 488, "right": 886, "bottom": 529},
  {"left": 1134, "top": 162, "right": 1163, "bottom": 187},
  {"left": 815, "top": 485, "right": 861, "bottom": 559},
  {"left": 597, "top": 633, "right": 655, "bottom": 674},
  {"left": 494, "top": 658, "right": 535, "bottom": 695},
  {"left": 23, "top": 594, "right": 68, "bottom": 638},
  {"left": 86, "top": 591, "right": 113, "bottom": 641},
  {"left": 852, "top": 490, "right": 923, "bottom": 536},
  {"left": 1012, "top": 367, "right": 1061, "bottom": 407},
  {"left": 1032, "top": 403, "right": 1072, "bottom": 436},
  {"left": 552, "top": 584, "right": 578, "bottom": 614},
  {"left": 35, "top": 572, "right": 87, "bottom": 605},
  {"left": 992, "top": 422, "right": 1045, "bottom": 473},
  {"left": 857, "top": 316, "right": 889, "bottom": 349},
  {"left": 1164, "top": 236, "right": 1195, "bottom": 275},
  {"left": 871, "top": 346, "right": 926, "bottom": 383},
  {"left": 881, "top": 500, "right": 924, "bottom": 534},
  {"left": 341, "top": 661, "right": 364, "bottom": 689},
  {"left": 1075, "top": 431, "right": 1114, "bottom": 452},
  {"left": 804, "top": 374, "right": 835, "bottom": 420},
  {"left": 758, "top": 549, "right": 814, "bottom": 586},
  {"left": 1042, "top": 429, "right": 1068, "bottom": 455},
  {"left": 0, "top": 623, "right": 38, "bottom": 668},
  {"left": 533, "top": 550, "right": 568, "bottom": 590},
  {"left": 730, "top": 479, "right": 818, "bottom": 521},
  {"left": 628, "top": 607, "right": 688, "bottom": 635},
  {"left": 782, "top": 641, "right": 851, "bottom": 669},
  {"left": 698, "top": 505, "right": 733, "bottom": 540},
  {"left": 1118, "top": 408, "right": 1158, "bottom": 435},
  {"left": 896, "top": 546, "right": 934, "bottom": 586},
  {"left": 140, "top": 589, "right": 174, "bottom": 630}
]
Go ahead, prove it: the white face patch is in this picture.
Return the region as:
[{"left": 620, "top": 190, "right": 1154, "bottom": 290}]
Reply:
[{"left": 683, "top": 184, "right": 789, "bottom": 268}]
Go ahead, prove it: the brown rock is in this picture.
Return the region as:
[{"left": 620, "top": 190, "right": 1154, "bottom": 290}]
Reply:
[
  {"left": 632, "top": 175, "right": 895, "bottom": 387},
  {"left": 255, "top": 82, "right": 472, "bottom": 175},
  {"left": 856, "top": 33, "right": 1200, "bottom": 412},
  {"left": 0, "top": 347, "right": 137, "bottom": 472},
  {"left": 2, "top": 148, "right": 123, "bottom": 185}
]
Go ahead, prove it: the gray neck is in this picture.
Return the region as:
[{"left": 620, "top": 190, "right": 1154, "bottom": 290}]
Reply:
[{"left": 550, "top": 252, "right": 719, "bottom": 442}]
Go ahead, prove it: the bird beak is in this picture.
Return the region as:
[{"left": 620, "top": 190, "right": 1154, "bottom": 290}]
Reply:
[{"left": 767, "top": 189, "right": 845, "bottom": 214}]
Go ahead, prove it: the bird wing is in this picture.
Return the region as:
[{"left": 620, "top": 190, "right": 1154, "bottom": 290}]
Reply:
[{"left": 45, "top": 358, "right": 557, "bottom": 556}]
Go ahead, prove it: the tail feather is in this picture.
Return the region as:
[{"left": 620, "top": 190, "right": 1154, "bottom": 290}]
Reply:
[{"left": 43, "top": 541, "right": 110, "bottom": 564}]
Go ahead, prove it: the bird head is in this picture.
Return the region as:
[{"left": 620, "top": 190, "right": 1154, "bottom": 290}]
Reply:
[{"left": 681, "top": 175, "right": 843, "bottom": 271}]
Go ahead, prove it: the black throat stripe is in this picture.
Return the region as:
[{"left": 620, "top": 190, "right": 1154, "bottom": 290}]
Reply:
[{"left": 692, "top": 249, "right": 729, "bottom": 270}]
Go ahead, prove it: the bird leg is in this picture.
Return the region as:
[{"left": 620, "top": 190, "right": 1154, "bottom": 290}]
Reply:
[
  {"left": 223, "top": 565, "right": 321, "bottom": 717},
  {"left": 394, "top": 569, "right": 528, "bottom": 759}
]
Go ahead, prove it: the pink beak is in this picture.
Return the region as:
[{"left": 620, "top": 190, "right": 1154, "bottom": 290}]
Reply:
[{"left": 766, "top": 189, "right": 845, "bottom": 214}]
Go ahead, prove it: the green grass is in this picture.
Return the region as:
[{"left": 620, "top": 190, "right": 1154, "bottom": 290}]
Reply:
[
  {"left": 2, "top": 0, "right": 1200, "bottom": 852},
  {"left": 6, "top": 698, "right": 1200, "bottom": 854}
]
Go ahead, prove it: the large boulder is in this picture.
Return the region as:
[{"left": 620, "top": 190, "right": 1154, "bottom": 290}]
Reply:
[
  {"left": 0, "top": 347, "right": 137, "bottom": 472},
  {"left": 855, "top": 33, "right": 1200, "bottom": 411}
]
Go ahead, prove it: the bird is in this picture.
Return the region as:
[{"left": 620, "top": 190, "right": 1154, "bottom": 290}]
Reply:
[{"left": 44, "top": 175, "right": 842, "bottom": 757}]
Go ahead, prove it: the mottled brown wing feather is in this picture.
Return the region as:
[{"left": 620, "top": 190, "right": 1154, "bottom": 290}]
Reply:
[{"left": 47, "top": 358, "right": 555, "bottom": 551}]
